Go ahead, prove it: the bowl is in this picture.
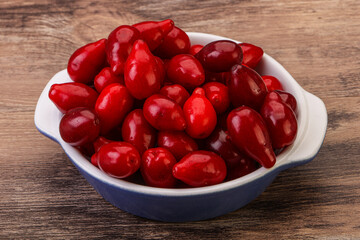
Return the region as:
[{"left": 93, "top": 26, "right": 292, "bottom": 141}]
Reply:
[{"left": 34, "top": 32, "right": 327, "bottom": 222}]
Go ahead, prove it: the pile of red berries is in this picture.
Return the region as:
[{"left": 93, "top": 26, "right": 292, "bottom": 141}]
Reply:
[{"left": 49, "top": 19, "right": 298, "bottom": 188}]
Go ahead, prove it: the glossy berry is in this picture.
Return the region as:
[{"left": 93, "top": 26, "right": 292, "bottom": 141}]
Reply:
[
  {"left": 157, "top": 131, "right": 198, "bottom": 160},
  {"left": 189, "top": 44, "right": 203, "bottom": 55},
  {"left": 195, "top": 40, "right": 243, "bottom": 72},
  {"left": 143, "top": 94, "right": 186, "bottom": 131},
  {"left": 204, "top": 71, "right": 229, "bottom": 84},
  {"left": 59, "top": 107, "right": 100, "bottom": 147},
  {"left": 97, "top": 142, "right": 141, "bottom": 179},
  {"left": 167, "top": 54, "right": 205, "bottom": 90},
  {"left": 228, "top": 64, "right": 268, "bottom": 110},
  {"left": 121, "top": 109, "right": 157, "bottom": 155},
  {"left": 67, "top": 38, "right": 107, "bottom": 84},
  {"left": 95, "top": 83, "right": 134, "bottom": 135},
  {"left": 203, "top": 82, "right": 230, "bottom": 114},
  {"left": 183, "top": 88, "right": 217, "bottom": 139},
  {"left": 106, "top": 25, "right": 141, "bottom": 75},
  {"left": 124, "top": 40, "right": 162, "bottom": 99},
  {"left": 159, "top": 84, "right": 190, "bottom": 107},
  {"left": 227, "top": 106, "right": 276, "bottom": 168},
  {"left": 94, "top": 67, "right": 124, "bottom": 93},
  {"left": 262, "top": 75, "right": 284, "bottom": 91},
  {"left": 49, "top": 82, "right": 99, "bottom": 114},
  {"left": 133, "top": 19, "right": 174, "bottom": 51},
  {"left": 154, "top": 26, "right": 191, "bottom": 59},
  {"left": 173, "top": 151, "right": 227, "bottom": 187},
  {"left": 276, "top": 90, "right": 297, "bottom": 112},
  {"left": 141, "top": 147, "right": 177, "bottom": 188},
  {"left": 260, "top": 91, "right": 298, "bottom": 149},
  {"left": 206, "top": 128, "right": 257, "bottom": 180},
  {"left": 239, "top": 42, "right": 264, "bottom": 69},
  {"left": 93, "top": 136, "right": 113, "bottom": 152}
]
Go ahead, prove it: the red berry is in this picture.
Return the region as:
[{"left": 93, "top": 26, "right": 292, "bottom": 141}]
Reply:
[
  {"left": 121, "top": 109, "right": 157, "bottom": 155},
  {"left": 173, "top": 151, "right": 227, "bottom": 187},
  {"left": 183, "top": 88, "right": 217, "bottom": 139},
  {"left": 157, "top": 131, "right": 198, "bottom": 160},
  {"left": 262, "top": 75, "right": 284, "bottom": 91},
  {"left": 203, "top": 82, "right": 230, "bottom": 114},
  {"left": 159, "top": 84, "right": 190, "bottom": 107},
  {"left": 239, "top": 43, "right": 264, "bottom": 69},
  {"left": 143, "top": 94, "right": 186, "bottom": 131},
  {"left": 195, "top": 40, "right": 243, "bottom": 72},
  {"left": 94, "top": 67, "right": 124, "bottom": 93},
  {"left": 59, "top": 107, "right": 100, "bottom": 147},
  {"left": 141, "top": 147, "right": 177, "bottom": 188},
  {"left": 260, "top": 91, "right": 298, "bottom": 149},
  {"left": 95, "top": 83, "right": 134, "bottom": 135},
  {"left": 97, "top": 142, "right": 141, "bottom": 179},
  {"left": 106, "top": 25, "right": 140, "bottom": 75},
  {"left": 167, "top": 54, "right": 205, "bottom": 90},
  {"left": 227, "top": 106, "right": 276, "bottom": 168},
  {"left": 154, "top": 26, "right": 191, "bottom": 59},
  {"left": 124, "top": 40, "right": 162, "bottom": 99},
  {"left": 49, "top": 82, "right": 98, "bottom": 114},
  {"left": 228, "top": 64, "right": 268, "bottom": 111},
  {"left": 67, "top": 39, "right": 107, "bottom": 84}
]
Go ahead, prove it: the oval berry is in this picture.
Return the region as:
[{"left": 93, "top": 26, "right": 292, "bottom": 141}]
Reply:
[
  {"left": 94, "top": 67, "right": 124, "bottom": 93},
  {"left": 159, "top": 84, "right": 190, "bottom": 107},
  {"left": 276, "top": 90, "right": 297, "bottom": 112},
  {"left": 157, "top": 131, "right": 198, "bottom": 160},
  {"left": 239, "top": 42, "right": 264, "bottom": 69},
  {"left": 228, "top": 64, "right": 267, "bottom": 110},
  {"left": 262, "top": 75, "right": 284, "bottom": 91},
  {"left": 203, "top": 82, "right": 230, "bottom": 114},
  {"left": 167, "top": 54, "right": 205, "bottom": 90},
  {"left": 106, "top": 25, "right": 140, "bottom": 75},
  {"left": 227, "top": 106, "right": 276, "bottom": 168},
  {"left": 97, "top": 142, "right": 141, "bottom": 179},
  {"left": 173, "top": 151, "right": 227, "bottom": 187},
  {"left": 143, "top": 94, "right": 186, "bottom": 131},
  {"left": 195, "top": 40, "right": 243, "bottom": 72},
  {"left": 260, "top": 91, "right": 298, "bottom": 149},
  {"left": 141, "top": 147, "right": 177, "bottom": 188},
  {"left": 67, "top": 38, "right": 107, "bottom": 84},
  {"left": 183, "top": 88, "right": 217, "bottom": 139},
  {"left": 59, "top": 107, "right": 100, "bottom": 147},
  {"left": 133, "top": 19, "right": 174, "bottom": 51},
  {"left": 95, "top": 83, "right": 134, "bottom": 135},
  {"left": 49, "top": 82, "right": 98, "bottom": 114},
  {"left": 154, "top": 26, "right": 190, "bottom": 59},
  {"left": 124, "top": 40, "right": 162, "bottom": 99},
  {"left": 189, "top": 44, "right": 203, "bottom": 55},
  {"left": 121, "top": 109, "right": 157, "bottom": 155}
]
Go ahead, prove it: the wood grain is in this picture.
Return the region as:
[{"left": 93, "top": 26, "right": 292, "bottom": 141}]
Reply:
[{"left": 0, "top": 0, "right": 359, "bottom": 239}]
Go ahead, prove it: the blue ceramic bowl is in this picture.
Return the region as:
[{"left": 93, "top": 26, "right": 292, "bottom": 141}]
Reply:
[{"left": 35, "top": 32, "right": 327, "bottom": 222}]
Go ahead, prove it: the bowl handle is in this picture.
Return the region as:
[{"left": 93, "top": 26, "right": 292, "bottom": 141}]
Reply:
[{"left": 284, "top": 91, "right": 327, "bottom": 167}]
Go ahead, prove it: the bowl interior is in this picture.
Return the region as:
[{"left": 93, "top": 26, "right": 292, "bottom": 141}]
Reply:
[{"left": 35, "top": 32, "right": 308, "bottom": 197}]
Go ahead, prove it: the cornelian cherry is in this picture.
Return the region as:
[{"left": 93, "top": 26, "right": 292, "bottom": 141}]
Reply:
[
  {"left": 141, "top": 147, "right": 177, "bottom": 188},
  {"left": 262, "top": 75, "right": 284, "bottom": 91},
  {"left": 143, "top": 94, "right": 186, "bottom": 131},
  {"left": 97, "top": 142, "right": 141, "bottom": 179},
  {"left": 173, "top": 151, "right": 227, "bottom": 187},
  {"left": 59, "top": 107, "right": 100, "bottom": 147},
  {"left": 203, "top": 82, "right": 230, "bottom": 114}
]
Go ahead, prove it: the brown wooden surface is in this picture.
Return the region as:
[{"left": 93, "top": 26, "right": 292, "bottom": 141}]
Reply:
[{"left": 1, "top": 0, "right": 359, "bottom": 239}]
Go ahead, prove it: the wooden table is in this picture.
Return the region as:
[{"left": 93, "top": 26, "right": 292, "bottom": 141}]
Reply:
[{"left": 1, "top": 0, "right": 359, "bottom": 238}]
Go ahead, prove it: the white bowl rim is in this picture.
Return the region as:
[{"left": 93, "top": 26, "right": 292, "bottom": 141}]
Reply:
[{"left": 34, "top": 32, "right": 325, "bottom": 197}]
